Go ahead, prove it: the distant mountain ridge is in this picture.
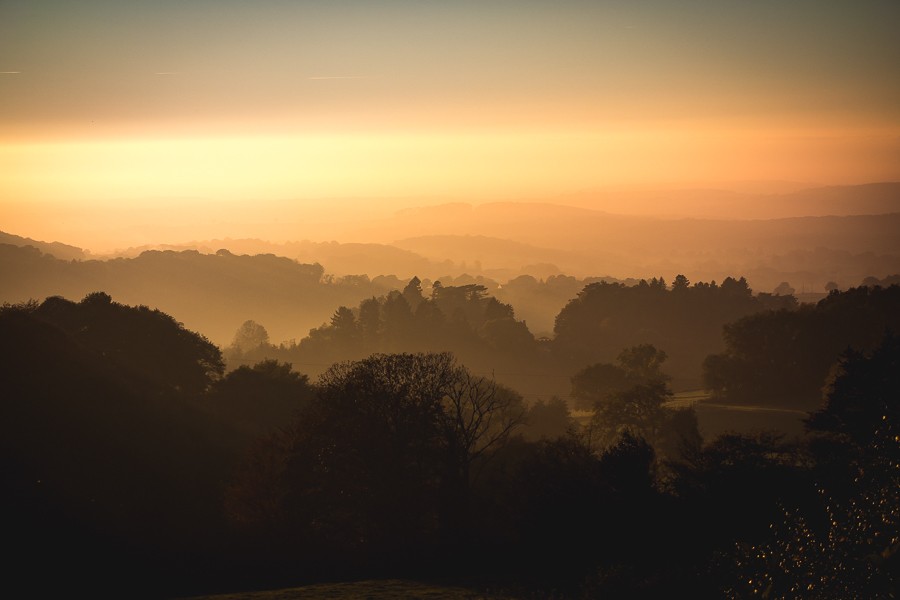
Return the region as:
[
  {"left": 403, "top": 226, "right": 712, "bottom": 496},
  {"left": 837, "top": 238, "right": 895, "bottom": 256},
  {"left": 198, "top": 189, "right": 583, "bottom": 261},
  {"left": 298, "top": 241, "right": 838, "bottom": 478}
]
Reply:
[
  {"left": 2, "top": 183, "right": 898, "bottom": 320},
  {"left": 101, "top": 239, "right": 445, "bottom": 279},
  {"left": 553, "top": 182, "right": 900, "bottom": 219},
  {"left": 393, "top": 234, "right": 584, "bottom": 279},
  {"left": 368, "top": 199, "right": 900, "bottom": 256},
  {"left": 0, "top": 231, "right": 88, "bottom": 261}
]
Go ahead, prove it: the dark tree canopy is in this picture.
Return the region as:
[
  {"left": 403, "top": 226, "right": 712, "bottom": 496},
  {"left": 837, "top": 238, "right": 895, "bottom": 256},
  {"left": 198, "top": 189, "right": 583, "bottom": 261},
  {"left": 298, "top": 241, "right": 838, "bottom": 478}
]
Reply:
[
  {"left": 725, "top": 334, "right": 900, "bottom": 598},
  {"left": 806, "top": 331, "right": 900, "bottom": 450},
  {"left": 1, "top": 270, "right": 898, "bottom": 598},
  {"left": 570, "top": 343, "right": 670, "bottom": 411},
  {"left": 230, "top": 319, "right": 270, "bottom": 354},
  {"left": 553, "top": 276, "right": 792, "bottom": 386},
  {"left": 703, "top": 285, "right": 900, "bottom": 408},
  {"left": 225, "top": 352, "right": 525, "bottom": 560},
  {"left": 0, "top": 296, "right": 237, "bottom": 596},
  {"left": 208, "top": 359, "right": 314, "bottom": 440},
  {"left": 293, "top": 278, "right": 534, "bottom": 373},
  {"left": 28, "top": 292, "right": 223, "bottom": 393},
  {"left": 570, "top": 362, "right": 630, "bottom": 411}
]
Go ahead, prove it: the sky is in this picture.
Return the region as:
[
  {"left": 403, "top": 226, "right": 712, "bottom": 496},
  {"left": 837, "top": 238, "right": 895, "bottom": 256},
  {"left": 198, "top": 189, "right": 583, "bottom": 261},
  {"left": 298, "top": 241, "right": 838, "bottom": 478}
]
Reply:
[{"left": 2, "top": 0, "right": 899, "bottom": 250}]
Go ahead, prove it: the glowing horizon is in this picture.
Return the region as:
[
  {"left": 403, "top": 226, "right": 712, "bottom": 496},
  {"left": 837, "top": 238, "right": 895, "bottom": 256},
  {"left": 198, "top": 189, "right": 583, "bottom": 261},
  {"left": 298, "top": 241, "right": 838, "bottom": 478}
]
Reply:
[{"left": 2, "top": 1, "right": 899, "bottom": 251}]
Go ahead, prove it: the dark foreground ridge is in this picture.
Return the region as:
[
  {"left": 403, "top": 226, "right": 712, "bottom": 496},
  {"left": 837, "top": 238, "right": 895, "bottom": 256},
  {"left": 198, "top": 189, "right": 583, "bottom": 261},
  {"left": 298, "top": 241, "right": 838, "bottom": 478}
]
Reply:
[{"left": 2, "top": 285, "right": 899, "bottom": 598}]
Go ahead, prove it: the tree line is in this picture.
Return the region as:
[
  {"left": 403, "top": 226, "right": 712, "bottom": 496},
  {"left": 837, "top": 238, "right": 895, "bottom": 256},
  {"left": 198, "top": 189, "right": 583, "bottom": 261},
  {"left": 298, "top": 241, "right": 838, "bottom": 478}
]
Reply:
[
  {"left": 230, "top": 275, "right": 898, "bottom": 408},
  {"left": 2, "top": 287, "right": 898, "bottom": 596}
]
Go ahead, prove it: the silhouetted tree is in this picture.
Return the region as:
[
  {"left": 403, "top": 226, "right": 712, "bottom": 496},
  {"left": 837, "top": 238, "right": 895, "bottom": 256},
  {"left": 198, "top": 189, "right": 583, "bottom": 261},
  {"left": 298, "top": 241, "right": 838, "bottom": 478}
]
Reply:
[
  {"left": 225, "top": 352, "right": 525, "bottom": 563},
  {"left": 553, "top": 275, "right": 773, "bottom": 387},
  {"left": 806, "top": 331, "right": 900, "bottom": 452},
  {"left": 668, "top": 431, "right": 815, "bottom": 586},
  {"left": 381, "top": 291, "right": 414, "bottom": 349},
  {"left": 402, "top": 276, "right": 425, "bottom": 312},
  {"left": 720, "top": 276, "right": 752, "bottom": 297},
  {"left": 496, "top": 430, "right": 668, "bottom": 593},
  {"left": 0, "top": 297, "right": 237, "bottom": 596},
  {"left": 725, "top": 337, "right": 900, "bottom": 597},
  {"left": 672, "top": 274, "right": 690, "bottom": 290},
  {"left": 773, "top": 281, "right": 796, "bottom": 296},
  {"left": 617, "top": 343, "right": 670, "bottom": 384},
  {"left": 208, "top": 359, "right": 314, "bottom": 439},
  {"left": 292, "top": 281, "right": 535, "bottom": 381},
  {"left": 440, "top": 369, "right": 526, "bottom": 492},
  {"left": 598, "top": 431, "right": 657, "bottom": 497},
  {"left": 570, "top": 344, "right": 670, "bottom": 411},
  {"left": 231, "top": 319, "right": 270, "bottom": 354},
  {"left": 329, "top": 306, "right": 360, "bottom": 348},
  {"left": 703, "top": 285, "right": 900, "bottom": 408},
  {"left": 521, "top": 397, "right": 574, "bottom": 441},
  {"left": 501, "top": 433, "right": 610, "bottom": 580},
  {"left": 570, "top": 362, "right": 630, "bottom": 411},
  {"left": 34, "top": 292, "right": 224, "bottom": 393},
  {"left": 358, "top": 296, "right": 381, "bottom": 348},
  {"left": 587, "top": 381, "right": 672, "bottom": 451},
  {"left": 480, "top": 313, "right": 534, "bottom": 354}
]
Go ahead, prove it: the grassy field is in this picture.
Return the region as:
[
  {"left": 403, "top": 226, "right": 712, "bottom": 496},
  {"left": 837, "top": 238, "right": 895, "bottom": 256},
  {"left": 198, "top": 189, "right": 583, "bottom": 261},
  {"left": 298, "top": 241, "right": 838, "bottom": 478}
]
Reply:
[
  {"left": 572, "top": 390, "right": 809, "bottom": 441},
  {"left": 667, "top": 390, "right": 808, "bottom": 439},
  {"left": 179, "top": 579, "right": 521, "bottom": 600}
]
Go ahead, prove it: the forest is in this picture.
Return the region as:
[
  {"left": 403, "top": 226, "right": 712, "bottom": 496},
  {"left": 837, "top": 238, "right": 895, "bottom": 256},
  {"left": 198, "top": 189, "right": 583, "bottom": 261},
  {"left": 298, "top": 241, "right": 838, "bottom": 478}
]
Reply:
[
  {"left": 2, "top": 241, "right": 899, "bottom": 597},
  {"left": 6, "top": 0, "right": 900, "bottom": 595}
]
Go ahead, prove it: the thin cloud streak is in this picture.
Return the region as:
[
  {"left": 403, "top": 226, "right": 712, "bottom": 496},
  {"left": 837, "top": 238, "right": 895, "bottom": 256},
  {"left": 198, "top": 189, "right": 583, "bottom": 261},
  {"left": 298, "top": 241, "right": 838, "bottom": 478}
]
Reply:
[{"left": 307, "top": 75, "right": 374, "bottom": 80}]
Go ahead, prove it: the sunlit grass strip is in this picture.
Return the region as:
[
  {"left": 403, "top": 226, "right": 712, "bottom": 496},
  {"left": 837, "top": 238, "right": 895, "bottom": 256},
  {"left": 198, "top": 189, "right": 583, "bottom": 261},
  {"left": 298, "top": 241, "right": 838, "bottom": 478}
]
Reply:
[{"left": 179, "top": 579, "right": 520, "bottom": 600}]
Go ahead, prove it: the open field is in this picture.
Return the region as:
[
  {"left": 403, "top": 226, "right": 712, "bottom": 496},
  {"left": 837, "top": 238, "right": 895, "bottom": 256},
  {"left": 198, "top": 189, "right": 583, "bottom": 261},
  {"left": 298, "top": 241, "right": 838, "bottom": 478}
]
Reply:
[
  {"left": 667, "top": 391, "right": 808, "bottom": 439},
  {"left": 573, "top": 391, "right": 809, "bottom": 441}
]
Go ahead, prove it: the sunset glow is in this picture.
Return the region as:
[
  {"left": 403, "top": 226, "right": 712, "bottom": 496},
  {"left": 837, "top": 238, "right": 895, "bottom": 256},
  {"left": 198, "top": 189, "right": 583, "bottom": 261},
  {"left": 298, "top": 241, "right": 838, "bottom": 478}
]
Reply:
[
  {"left": 2, "top": 0, "right": 899, "bottom": 250},
  {"left": 3, "top": 5, "right": 900, "bottom": 597}
]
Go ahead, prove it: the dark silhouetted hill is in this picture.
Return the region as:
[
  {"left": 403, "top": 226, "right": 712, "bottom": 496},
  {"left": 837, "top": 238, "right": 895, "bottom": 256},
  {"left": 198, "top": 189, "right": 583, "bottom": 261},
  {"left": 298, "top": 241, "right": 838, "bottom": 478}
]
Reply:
[
  {"left": 0, "top": 296, "right": 238, "bottom": 596},
  {"left": 0, "top": 230, "right": 88, "bottom": 260},
  {"left": 105, "top": 238, "right": 444, "bottom": 278},
  {"left": 0, "top": 245, "right": 404, "bottom": 345}
]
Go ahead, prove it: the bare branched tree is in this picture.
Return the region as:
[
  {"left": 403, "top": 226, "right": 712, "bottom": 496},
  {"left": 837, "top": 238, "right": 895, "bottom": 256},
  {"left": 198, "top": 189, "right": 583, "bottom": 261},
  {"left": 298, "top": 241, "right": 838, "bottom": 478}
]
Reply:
[{"left": 441, "top": 368, "right": 526, "bottom": 487}]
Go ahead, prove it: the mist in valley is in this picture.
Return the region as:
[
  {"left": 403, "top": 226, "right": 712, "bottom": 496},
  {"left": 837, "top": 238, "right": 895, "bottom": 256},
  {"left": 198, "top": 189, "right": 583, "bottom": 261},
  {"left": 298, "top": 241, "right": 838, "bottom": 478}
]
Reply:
[
  {"left": 4, "top": 182, "right": 900, "bottom": 597},
  {"left": 3, "top": 1, "right": 900, "bottom": 598}
]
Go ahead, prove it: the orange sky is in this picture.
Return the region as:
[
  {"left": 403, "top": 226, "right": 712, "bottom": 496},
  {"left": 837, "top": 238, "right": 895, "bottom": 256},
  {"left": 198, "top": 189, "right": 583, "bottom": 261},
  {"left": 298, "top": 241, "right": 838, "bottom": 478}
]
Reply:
[{"left": 2, "top": 1, "right": 899, "bottom": 251}]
